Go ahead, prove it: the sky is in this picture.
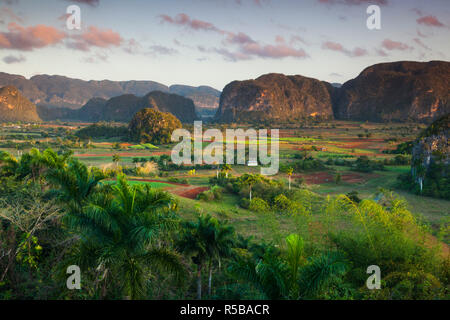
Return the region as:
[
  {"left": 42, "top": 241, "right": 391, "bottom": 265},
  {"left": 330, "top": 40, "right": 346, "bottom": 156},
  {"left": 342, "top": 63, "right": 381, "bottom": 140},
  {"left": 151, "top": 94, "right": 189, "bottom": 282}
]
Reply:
[{"left": 0, "top": 0, "right": 449, "bottom": 91}]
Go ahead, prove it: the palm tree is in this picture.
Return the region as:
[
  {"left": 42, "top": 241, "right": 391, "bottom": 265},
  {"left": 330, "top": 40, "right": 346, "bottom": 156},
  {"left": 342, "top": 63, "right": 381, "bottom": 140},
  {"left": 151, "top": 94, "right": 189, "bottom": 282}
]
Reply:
[
  {"left": 46, "top": 159, "right": 105, "bottom": 211},
  {"left": 285, "top": 234, "right": 304, "bottom": 293},
  {"left": 15, "top": 148, "right": 71, "bottom": 182},
  {"left": 298, "top": 251, "right": 348, "bottom": 298},
  {"left": 286, "top": 167, "right": 293, "bottom": 190},
  {"left": 132, "top": 157, "right": 140, "bottom": 168},
  {"left": 65, "top": 175, "right": 184, "bottom": 299},
  {"left": 213, "top": 161, "right": 219, "bottom": 178},
  {"left": 229, "top": 245, "right": 289, "bottom": 300},
  {"left": 207, "top": 220, "right": 235, "bottom": 296},
  {"left": 0, "top": 151, "right": 18, "bottom": 177},
  {"left": 178, "top": 214, "right": 235, "bottom": 299},
  {"left": 230, "top": 235, "right": 348, "bottom": 299},
  {"left": 221, "top": 164, "right": 232, "bottom": 178},
  {"left": 239, "top": 174, "right": 261, "bottom": 201},
  {"left": 112, "top": 154, "right": 121, "bottom": 168},
  {"left": 16, "top": 148, "right": 45, "bottom": 181}
]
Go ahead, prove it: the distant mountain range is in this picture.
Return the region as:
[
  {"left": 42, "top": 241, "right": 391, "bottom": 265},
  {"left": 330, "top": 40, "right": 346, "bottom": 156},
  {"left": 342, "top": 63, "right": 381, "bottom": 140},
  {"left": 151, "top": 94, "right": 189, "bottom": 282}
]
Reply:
[
  {"left": 332, "top": 61, "right": 450, "bottom": 122},
  {"left": 215, "top": 60, "right": 449, "bottom": 123},
  {"left": 1, "top": 60, "right": 448, "bottom": 124},
  {"left": 0, "top": 72, "right": 220, "bottom": 117},
  {"left": 37, "top": 91, "right": 197, "bottom": 123}
]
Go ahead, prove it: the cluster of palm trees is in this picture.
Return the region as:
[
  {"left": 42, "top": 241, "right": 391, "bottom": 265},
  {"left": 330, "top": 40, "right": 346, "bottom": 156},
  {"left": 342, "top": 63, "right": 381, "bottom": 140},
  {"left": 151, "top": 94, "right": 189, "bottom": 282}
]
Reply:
[
  {"left": 178, "top": 214, "right": 235, "bottom": 299},
  {"left": 0, "top": 148, "right": 242, "bottom": 299},
  {"left": 229, "top": 234, "right": 349, "bottom": 299},
  {"left": 0, "top": 147, "right": 351, "bottom": 300},
  {"left": 0, "top": 148, "right": 72, "bottom": 182}
]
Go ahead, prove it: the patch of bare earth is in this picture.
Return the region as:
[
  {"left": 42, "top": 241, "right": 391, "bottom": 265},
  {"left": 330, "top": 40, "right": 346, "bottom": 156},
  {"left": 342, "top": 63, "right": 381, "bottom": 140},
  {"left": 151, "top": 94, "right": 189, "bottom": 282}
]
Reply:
[
  {"left": 172, "top": 186, "right": 209, "bottom": 199},
  {"left": 294, "top": 171, "right": 378, "bottom": 184}
]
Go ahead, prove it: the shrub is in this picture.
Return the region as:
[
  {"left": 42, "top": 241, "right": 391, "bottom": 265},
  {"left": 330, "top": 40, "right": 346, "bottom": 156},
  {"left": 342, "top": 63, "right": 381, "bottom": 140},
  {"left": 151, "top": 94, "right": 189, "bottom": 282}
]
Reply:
[
  {"left": 197, "top": 186, "right": 224, "bottom": 202},
  {"left": 239, "top": 197, "right": 250, "bottom": 209},
  {"left": 197, "top": 190, "right": 215, "bottom": 202},
  {"left": 75, "top": 123, "right": 128, "bottom": 139},
  {"left": 211, "top": 186, "right": 224, "bottom": 200},
  {"left": 248, "top": 197, "right": 270, "bottom": 213},
  {"left": 168, "top": 177, "right": 188, "bottom": 184},
  {"left": 136, "top": 161, "right": 158, "bottom": 176},
  {"left": 273, "top": 194, "right": 304, "bottom": 215},
  {"left": 353, "top": 156, "right": 384, "bottom": 172}
]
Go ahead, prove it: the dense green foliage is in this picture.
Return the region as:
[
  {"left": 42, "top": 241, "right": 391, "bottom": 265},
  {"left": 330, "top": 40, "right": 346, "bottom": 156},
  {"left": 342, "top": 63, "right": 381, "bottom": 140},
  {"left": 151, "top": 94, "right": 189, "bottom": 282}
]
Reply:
[
  {"left": 398, "top": 114, "right": 449, "bottom": 200},
  {"left": 75, "top": 123, "right": 128, "bottom": 139},
  {"left": 0, "top": 148, "right": 448, "bottom": 300},
  {"left": 353, "top": 156, "right": 385, "bottom": 173},
  {"left": 128, "top": 108, "right": 181, "bottom": 144},
  {"left": 397, "top": 163, "right": 450, "bottom": 200},
  {"left": 383, "top": 141, "right": 414, "bottom": 155}
]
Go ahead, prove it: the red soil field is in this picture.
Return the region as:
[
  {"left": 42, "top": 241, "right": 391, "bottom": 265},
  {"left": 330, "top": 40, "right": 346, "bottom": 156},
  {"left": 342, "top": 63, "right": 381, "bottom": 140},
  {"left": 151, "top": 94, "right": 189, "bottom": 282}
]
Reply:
[
  {"left": 294, "top": 171, "right": 377, "bottom": 184},
  {"left": 74, "top": 151, "right": 171, "bottom": 157},
  {"left": 172, "top": 186, "right": 209, "bottom": 199}
]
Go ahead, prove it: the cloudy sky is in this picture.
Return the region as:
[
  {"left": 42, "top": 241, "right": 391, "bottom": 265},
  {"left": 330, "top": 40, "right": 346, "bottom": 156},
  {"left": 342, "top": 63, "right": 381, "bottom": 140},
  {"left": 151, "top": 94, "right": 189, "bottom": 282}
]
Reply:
[{"left": 0, "top": 0, "right": 449, "bottom": 90}]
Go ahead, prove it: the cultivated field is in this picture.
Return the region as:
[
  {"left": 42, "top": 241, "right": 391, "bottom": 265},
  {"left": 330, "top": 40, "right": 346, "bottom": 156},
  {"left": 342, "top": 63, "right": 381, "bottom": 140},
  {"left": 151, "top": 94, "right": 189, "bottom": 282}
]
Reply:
[{"left": 1, "top": 120, "right": 447, "bottom": 244}]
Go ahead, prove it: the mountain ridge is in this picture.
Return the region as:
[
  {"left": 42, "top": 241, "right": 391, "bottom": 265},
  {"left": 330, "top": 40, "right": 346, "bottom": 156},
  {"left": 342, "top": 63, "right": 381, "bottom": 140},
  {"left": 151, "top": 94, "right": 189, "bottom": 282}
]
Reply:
[
  {"left": 36, "top": 90, "right": 197, "bottom": 123},
  {"left": 0, "top": 72, "right": 220, "bottom": 115},
  {"left": 215, "top": 60, "right": 449, "bottom": 123}
]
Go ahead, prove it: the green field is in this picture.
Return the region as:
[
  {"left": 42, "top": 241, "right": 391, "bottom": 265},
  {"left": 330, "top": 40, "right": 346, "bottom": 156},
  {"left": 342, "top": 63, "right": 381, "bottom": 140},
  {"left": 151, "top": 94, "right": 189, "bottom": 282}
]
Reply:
[{"left": 1, "top": 120, "right": 448, "bottom": 300}]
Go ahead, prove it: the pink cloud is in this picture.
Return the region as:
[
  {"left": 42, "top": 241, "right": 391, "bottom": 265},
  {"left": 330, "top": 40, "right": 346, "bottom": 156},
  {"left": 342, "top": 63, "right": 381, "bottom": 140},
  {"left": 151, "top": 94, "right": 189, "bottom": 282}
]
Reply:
[
  {"left": 0, "top": 22, "right": 66, "bottom": 51},
  {"left": 376, "top": 49, "right": 388, "bottom": 57},
  {"left": 275, "top": 35, "right": 285, "bottom": 44},
  {"left": 322, "top": 41, "right": 367, "bottom": 57},
  {"left": 67, "top": 26, "right": 122, "bottom": 51},
  {"left": 210, "top": 47, "right": 252, "bottom": 62},
  {"left": 241, "top": 42, "right": 308, "bottom": 59},
  {"left": 160, "top": 13, "right": 222, "bottom": 33},
  {"left": 161, "top": 13, "right": 308, "bottom": 61},
  {"left": 225, "top": 32, "right": 255, "bottom": 45},
  {"left": 417, "top": 15, "right": 445, "bottom": 27},
  {"left": 381, "top": 38, "right": 411, "bottom": 51}
]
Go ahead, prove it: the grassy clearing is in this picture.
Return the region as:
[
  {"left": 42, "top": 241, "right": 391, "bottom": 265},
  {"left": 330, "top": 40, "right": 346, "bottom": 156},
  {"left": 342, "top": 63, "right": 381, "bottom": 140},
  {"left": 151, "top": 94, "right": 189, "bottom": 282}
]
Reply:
[{"left": 101, "top": 180, "right": 175, "bottom": 189}]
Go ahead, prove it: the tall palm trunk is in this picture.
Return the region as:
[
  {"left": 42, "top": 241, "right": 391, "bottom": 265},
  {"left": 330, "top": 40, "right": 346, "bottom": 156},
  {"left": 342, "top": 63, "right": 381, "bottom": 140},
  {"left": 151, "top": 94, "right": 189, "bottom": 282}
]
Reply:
[
  {"left": 208, "top": 259, "right": 213, "bottom": 297},
  {"left": 197, "top": 264, "right": 202, "bottom": 299},
  {"left": 249, "top": 186, "right": 252, "bottom": 201}
]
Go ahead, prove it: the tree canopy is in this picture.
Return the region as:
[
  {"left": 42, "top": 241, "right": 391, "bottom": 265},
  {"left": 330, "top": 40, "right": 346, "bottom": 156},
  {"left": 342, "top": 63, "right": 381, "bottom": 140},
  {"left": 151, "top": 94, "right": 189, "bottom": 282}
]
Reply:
[{"left": 128, "top": 108, "right": 181, "bottom": 145}]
